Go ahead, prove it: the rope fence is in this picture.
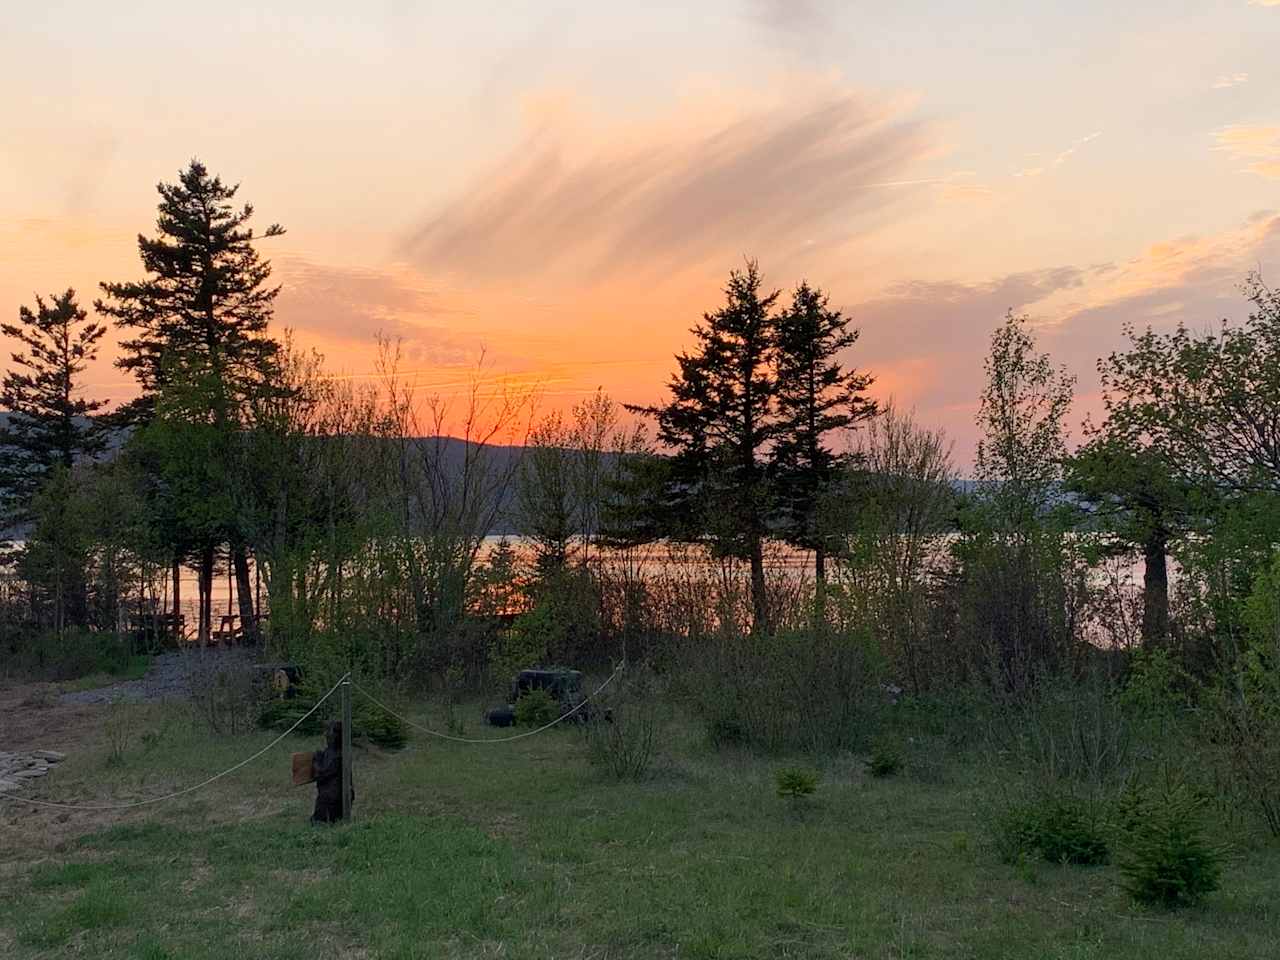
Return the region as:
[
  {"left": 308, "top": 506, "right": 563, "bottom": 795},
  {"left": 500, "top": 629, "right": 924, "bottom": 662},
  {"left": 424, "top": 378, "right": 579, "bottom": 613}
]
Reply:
[
  {"left": 0, "top": 675, "right": 347, "bottom": 812},
  {"left": 0, "top": 664, "right": 625, "bottom": 812},
  {"left": 352, "top": 661, "right": 624, "bottom": 744}
]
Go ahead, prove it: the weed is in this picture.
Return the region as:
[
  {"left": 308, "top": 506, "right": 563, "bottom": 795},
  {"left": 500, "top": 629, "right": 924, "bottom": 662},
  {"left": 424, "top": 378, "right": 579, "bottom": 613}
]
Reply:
[{"left": 775, "top": 766, "right": 821, "bottom": 802}]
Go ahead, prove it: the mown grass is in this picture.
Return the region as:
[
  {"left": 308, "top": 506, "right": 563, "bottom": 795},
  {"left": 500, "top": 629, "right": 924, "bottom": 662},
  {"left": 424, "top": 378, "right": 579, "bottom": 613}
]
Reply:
[{"left": 2, "top": 698, "right": 1278, "bottom": 959}]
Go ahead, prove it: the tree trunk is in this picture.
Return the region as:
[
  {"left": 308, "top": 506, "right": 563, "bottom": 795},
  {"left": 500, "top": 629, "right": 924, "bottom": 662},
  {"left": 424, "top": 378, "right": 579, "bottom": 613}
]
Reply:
[
  {"left": 750, "top": 535, "right": 769, "bottom": 635},
  {"left": 199, "top": 544, "right": 214, "bottom": 644},
  {"left": 233, "top": 544, "right": 257, "bottom": 644},
  {"left": 812, "top": 545, "right": 830, "bottom": 629},
  {"left": 1142, "top": 531, "right": 1170, "bottom": 647},
  {"left": 172, "top": 557, "right": 181, "bottom": 621}
]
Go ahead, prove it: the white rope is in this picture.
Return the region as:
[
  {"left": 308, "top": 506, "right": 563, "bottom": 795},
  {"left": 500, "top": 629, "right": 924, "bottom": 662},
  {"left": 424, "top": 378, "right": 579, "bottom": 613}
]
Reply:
[
  {"left": 1, "top": 674, "right": 348, "bottom": 812},
  {"left": 353, "top": 663, "right": 624, "bottom": 744}
]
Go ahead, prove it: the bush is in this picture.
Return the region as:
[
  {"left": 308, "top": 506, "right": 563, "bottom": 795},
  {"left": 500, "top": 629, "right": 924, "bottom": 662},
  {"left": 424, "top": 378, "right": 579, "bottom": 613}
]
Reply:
[
  {"left": 866, "top": 736, "right": 904, "bottom": 777},
  {"left": 581, "top": 664, "right": 663, "bottom": 780},
  {"left": 685, "top": 627, "right": 883, "bottom": 754},
  {"left": 1204, "top": 608, "right": 1280, "bottom": 836},
  {"left": 187, "top": 652, "right": 261, "bottom": 736},
  {"left": 2, "top": 628, "right": 143, "bottom": 683},
  {"left": 775, "top": 767, "right": 821, "bottom": 802},
  {"left": 1036, "top": 794, "right": 1110, "bottom": 865},
  {"left": 513, "top": 688, "right": 559, "bottom": 727},
  {"left": 987, "top": 788, "right": 1110, "bottom": 866},
  {"left": 256, "top": 684, "right": 408, "bottom": 750},
  {"left": 1117, "top": 782, "right": 1224, "bottom": 907},
  {"left": 991, "top": 674, "right": 1135, "bottom": 788}
]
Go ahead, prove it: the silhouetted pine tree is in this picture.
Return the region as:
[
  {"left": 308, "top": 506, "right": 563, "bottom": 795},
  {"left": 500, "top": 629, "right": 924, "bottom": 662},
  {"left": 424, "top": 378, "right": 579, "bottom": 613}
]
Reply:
[
  {"left": 771, "top": 282, "right": 876, "bottom": 608},
  {"left": 97, "top": 159, "right": 286, "bottom": 641},
  {"left": 0, "top": 289, "right": 108, "bottom": 535},
  {"left": 633, "top": 261, "right": 779, "bottom": 632}
]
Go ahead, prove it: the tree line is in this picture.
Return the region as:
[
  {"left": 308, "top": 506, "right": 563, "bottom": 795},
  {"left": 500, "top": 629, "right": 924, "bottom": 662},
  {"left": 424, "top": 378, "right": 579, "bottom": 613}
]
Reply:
[{"left": 2, "top": 159, "right": 1279, "bottom": 708}]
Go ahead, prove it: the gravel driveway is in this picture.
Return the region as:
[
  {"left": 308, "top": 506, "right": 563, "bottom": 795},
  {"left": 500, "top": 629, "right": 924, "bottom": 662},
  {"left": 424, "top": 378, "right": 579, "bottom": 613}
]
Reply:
[{"left": 58, "top": 647, "right": 260, "bottom": 706}]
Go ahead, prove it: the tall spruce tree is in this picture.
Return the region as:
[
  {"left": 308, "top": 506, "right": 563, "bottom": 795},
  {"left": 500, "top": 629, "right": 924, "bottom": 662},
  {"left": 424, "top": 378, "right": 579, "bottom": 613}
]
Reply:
[
  {"left": 633, "top": 260, "right": 779, "bottom": 632},
  {"left": 771, "top": 281, "right": 876, "bottom": 607},
  {"left": 97, "top": 159, "right": 285, "bottom": 642},
  {"left": 0, "top": 289, "right": 108, "bottom": 537}
]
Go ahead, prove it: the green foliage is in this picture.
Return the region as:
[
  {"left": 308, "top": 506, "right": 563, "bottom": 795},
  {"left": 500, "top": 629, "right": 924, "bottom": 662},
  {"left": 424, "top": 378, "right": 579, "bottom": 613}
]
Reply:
[
  {"left": 581, "top": 664, "right": 664, "bottom": 781},
  {"left": 771, "top": 280, "right": 877, "bottom": 568},
  {"left": 97, "top": 159, "right": 286, "bottom": 425},
  {"left": 1099, "top": 274, "right": 1280, "bottom": 496},
  {"left": 1242, "top": 550, "right": 1280, "bottom": 648},
  {"left": 958, "top": 534, "right": 1090, "bottom": 696},
  {"left": 1203, "top": 646, "right": 1280, "bottom": 836},
  {"left": 993, "top": 675, "right": 1136, "bottom": 788},
  {"left": 1121, "top": 646, "right": 1188, "bottom": 723},
  {"left": 687, "top": 627, "right": 883, "bottom": 754},
  {"left": 491, "top": 607, "right": 552, "bottom": 687},
  {"left": 513, "top": 688, "right": 559, "bottom": 727},
  {"left": 0, "top": 288, "right": 108, "bottom": 536},
  {"left": 256, "top": 687, "right": 408, "bottom": 750},
  {"left": 866, "top": 735, "right": 904, "bottom": 778},
  {"left": 988, "top": 788, "right": 1110, "bottom": 866},
  {"left": 775, "top": 766, "right": 821, "bottom": 801},
  {"left": 632, "top": 260, "right": 779, "bottom": 628},
  {"left": 974, "top": 310, "right": 1076, "bottom": 530},
  {"left": 2, "top": 627, "right": 145, "bottom": 683},
  {"left": 1117, "top": 782, "right": 1224, "bottom": 907}
]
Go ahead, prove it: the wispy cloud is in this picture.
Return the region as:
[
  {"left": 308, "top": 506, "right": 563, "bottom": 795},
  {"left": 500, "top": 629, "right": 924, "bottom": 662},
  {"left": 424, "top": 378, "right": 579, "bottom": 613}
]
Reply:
[
  {"left": 273, "top": 257, "right": 477, "bottom": 365},
  {"left": 1014, "top": 132, "right": 1101, "bottom": 177},
  {"left": 1213, "top": 72, "right": 1249, "bottom": 89},
  {"left": 1213, "top": 125, "right": 1280, "bottom": 178},
  {"left": 404, "top": 87, "right": 936, "bottom": 285},
  {"left": 1248, "top": 0, "right": 1280, "bottom": 7},
  {"left": 745, "top": 0, "right": 832, "bottom": 34}
]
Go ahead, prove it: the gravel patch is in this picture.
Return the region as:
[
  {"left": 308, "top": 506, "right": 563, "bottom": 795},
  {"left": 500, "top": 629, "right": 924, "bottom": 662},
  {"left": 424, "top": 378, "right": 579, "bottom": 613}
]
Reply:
[{"left": 58, "top": 647, "right": 260, "bottom": 706}]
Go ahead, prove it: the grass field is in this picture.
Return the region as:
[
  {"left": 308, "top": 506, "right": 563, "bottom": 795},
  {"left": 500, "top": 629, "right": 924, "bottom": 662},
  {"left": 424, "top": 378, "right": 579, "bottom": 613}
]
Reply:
[{"left": 2, "top": 689, "right": 1278, "bottom": 959}]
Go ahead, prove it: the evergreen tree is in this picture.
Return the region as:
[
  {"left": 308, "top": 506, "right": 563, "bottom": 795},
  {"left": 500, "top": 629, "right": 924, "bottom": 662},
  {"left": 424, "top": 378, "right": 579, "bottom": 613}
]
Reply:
[
  {"left": 0, "top": 289, "right": 108, "bottom": 538},
  {"left": 97, "top": 159, "right": 286, "bottom": 642},
  {"left": 633, "top": 260, "right": 779, "bottom": 632},
  {"left": 771, "top": 281, "right": 876, "bottom": 605}
]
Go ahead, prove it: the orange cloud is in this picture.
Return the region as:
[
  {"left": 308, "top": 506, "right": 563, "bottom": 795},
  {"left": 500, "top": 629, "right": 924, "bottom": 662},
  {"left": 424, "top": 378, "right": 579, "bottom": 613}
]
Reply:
[{"left": 1213, "top": 125, "right": 1280, "bottom": 179}]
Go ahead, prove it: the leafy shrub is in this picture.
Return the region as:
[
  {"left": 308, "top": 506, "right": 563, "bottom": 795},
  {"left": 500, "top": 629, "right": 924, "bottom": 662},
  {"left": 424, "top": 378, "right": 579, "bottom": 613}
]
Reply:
[
  {"left": 775, "top": 767, "right": 821, "bottom": 801},
  {"left": 104, "top": 701, "right": 136, "bottom": 767},
  {"left": 686, "top": 627, "right": 883, "bottom": 754},
  {"left": 991, "top": 674, "right": 1135, "bottom": 788},
  {"left": 256, "top": 685, "right": 408, "bottom": 749},
  {"left": 1117, "top": 782, "right": 1224, "bottom": 907},
  {"left": 187, "top": 652, "right": 261, "bottom": 735},
  {"left": 359, "top": 703, "right": 408, "bottom": 750},
  {"left": 581, "top": 664, "right": 663, "bottom": 780},
  {"left": 987, "top": 788, "right": 1109, "bottom": 866},
  {"left": 1204, "top": 588, "right": 1280, "bottom": 836},
  {"left": 3, "top": 628, "right": 144, "bottom": 683},
  {"left": 1036, "top": 794, "right": 1110, "bottom": 865},
  {"left": 989, "top": 796, "right": 1042, "bottom": 865},
  {"left": 514, "top": 688, "right": 559, "bottom": 727},
  {"left": 866, "top": 736, "right": 904, "bottom": 777}
]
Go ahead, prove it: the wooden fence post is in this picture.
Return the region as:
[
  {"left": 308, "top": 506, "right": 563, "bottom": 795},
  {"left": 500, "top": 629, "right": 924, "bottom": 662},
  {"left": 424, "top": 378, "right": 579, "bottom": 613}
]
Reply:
[{"left": 341, "top": 676, "right": 353, "bottom": 821}]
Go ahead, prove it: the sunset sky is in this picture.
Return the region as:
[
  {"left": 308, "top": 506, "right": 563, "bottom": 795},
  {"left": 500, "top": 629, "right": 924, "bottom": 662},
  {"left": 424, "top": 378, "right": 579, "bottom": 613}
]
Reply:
[{"left": 4, "top": 1, "right": 1279, "bottom": 466}]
